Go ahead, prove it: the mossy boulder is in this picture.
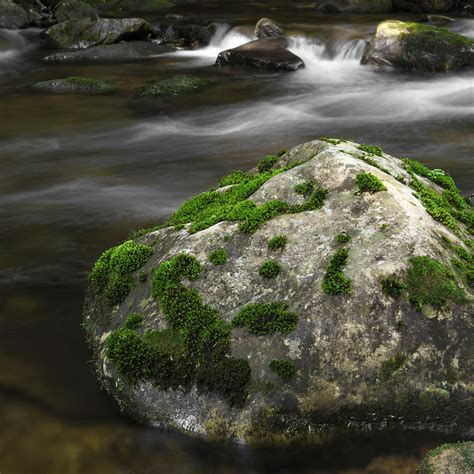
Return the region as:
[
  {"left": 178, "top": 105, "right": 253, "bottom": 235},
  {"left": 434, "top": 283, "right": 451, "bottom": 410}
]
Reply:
[
  {"left": 418, "top": 442, "right": 474, "bottom": 473},
  {"left": 216, "top": 37, "right": 304, "bottom": 72},
  {"left": 40, "top": 17, "right": 155, "bottom": 50},
  {"left": 84, "top": 139, "right": 473, "bottom": 443},
  {"left": 136, "top": 75, "right": 207, "bottom": 99},
  {"left": 255, "top": 18, "right": 285, "bottom": 39},
  {"left": 361, "top": 20, "right": 474, "bottom": 72},
  {"left": 53, "top": 0, "right": 99, "bottom": 22},
  {"left": 0, "top": 0, "right": 28, "bottom": 29},
  {"left": 314, "top": 0, "right": 393, "bottom": 14},
  {"left": 32, "top": 76, "right": 115, "bottom": 94}
]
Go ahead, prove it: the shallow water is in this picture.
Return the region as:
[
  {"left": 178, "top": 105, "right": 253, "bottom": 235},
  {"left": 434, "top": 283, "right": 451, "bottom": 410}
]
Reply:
[{"left": 0, "top": 2, "right": 473, "bottom": 472}]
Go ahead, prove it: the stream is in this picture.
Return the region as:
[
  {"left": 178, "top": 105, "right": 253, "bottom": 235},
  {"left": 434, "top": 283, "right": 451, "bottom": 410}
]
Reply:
[{"left": 0, "top": 1, "right": 473, "bottom": 472}]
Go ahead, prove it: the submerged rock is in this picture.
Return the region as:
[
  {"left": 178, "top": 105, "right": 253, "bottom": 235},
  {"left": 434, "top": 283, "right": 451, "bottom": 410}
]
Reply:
[
  {"left": 361, "top": 20, "right": 474, "bottom": 72},
  {"left": 40, "top": 17, "right": 155, "bottom": 50},
  {"left": 136, "top": 74, "right": 207, "bottom": 98},
  {"left": 216, "top": 37, "right": 304, "bottom": 71},
  {"left": 43, "top": 41, "right": 172, "bottom": 63},
  {"left": 0, "top": 0, "right": 29, "bottom": 29},
  {"left": 52, "top": 0, "right": 99, "bottom": 22},
  {"left": 32, "top": 76, "right": 115, "bottom": 94},
  {"left": 84, "top": 138, "right": 474, "bottom": 443},
  {"left": 255, "top": 17, "right": 285, "bottom": 39},
  {"left": 418, "top": 442, "right": 474, "bottom": 473},
  {"left": 314, "top": 0, "right": 393, "bottom": 14}
]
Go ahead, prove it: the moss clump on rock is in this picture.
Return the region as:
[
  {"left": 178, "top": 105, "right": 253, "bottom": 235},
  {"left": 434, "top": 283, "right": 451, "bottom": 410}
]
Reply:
[
  {"left": 232, "top": 302, "right": 298, "bottom": 335},
  {"left": 136, "top": 75, "right": 207, "bottom": 99},
  {"left": 257, "top": 155, "right": 279, "bottom": 173},
  {"left": 355, "top": 172, "right": 386, "bottom": 194},
  {"left": 358, "top": 144, "right": 383, "bottom": 156},
  {"left": 259, "top": 260, "right": 281, "bottom": 278},
  {"left": 269, "top": 359, "right": 295, "bottom": 379},
  {"left": 124, "top": 312, "right": 144, "bottom": 329},
  {"left": 209, "top": 248, "right": 228, "bottom": 265},
  {"left": 406, "top": 256, "right": 466, "bottom": 311},
  {"left": 268, "top": 235, "right": 288, "bottom": 251},
  {"left": 89, "top": 240, "right": 154, "bottom": 306},
  {"left": 294, "top": 181, "right": 314, "bottom": 196},
  {"left": 381, "top": 276, "right": 405, "bottom": 299},
  {"left": 219, "top": 170, "right": 251, "bottom": 187},
  {"left": 322, "top": 248, "right": 352, "bottom": 296},
  {"left": 335, "top": 232, "right": 351, "bottom": 244}
]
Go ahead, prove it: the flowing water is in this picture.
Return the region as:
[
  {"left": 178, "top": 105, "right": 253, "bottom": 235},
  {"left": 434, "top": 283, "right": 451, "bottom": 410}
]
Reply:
[{"left": 0, "top": 1, "right": 473, "bottom": 472}]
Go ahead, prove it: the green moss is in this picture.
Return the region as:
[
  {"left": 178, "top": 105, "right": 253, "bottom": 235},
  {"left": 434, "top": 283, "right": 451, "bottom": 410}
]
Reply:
[
  {"left": 259, "top": 260, "right": 281, "bottom": 278},
  {"left": 209, "top": 248, "right": 228, "bottom": 265},
  {"left": 381, "top": 276, "right": 405, "bottom": 299},
  {"left": 396, "top": 174, "right": 407, "bottom": 184},
  {"left": 319, "top": 137, "right": 340, "bottom": 145},
  {"left": 138, "top": 271, "right": 147, "bottom": 283},
  {"left": 355, "top": 172, "right": 386, "bottom": 194},
  {"left": 379, "top": 353, "right": 408, "bottom": 381},
  {"left": 405, "top": 22, "right": 473, "bottom": 49},
  {"left": 418, "top": 441, "right": 474, "bottom": 474},
  {"left": 232, "top": 302, "right": 298, "bottom": 335},
  {"left": 358, "top": 144, "right": 383, "bottom": 156},
  {"left": 89, "top": 240, "right": 154, "bottom": 307},
  {"left": 277, "top": 148, "right": 288, "bottom": 157},
  {"left": 33, "top": 76, "right": 115, "bottom": 94},
  {"left": 137, "top": 75, "right": 206, "bottom": 98},
  {"left": 294, "top": 182, "right": 314, "bottom": 196},
  {"left": 257, "top": 155, "right": 279, "bottom": 173},
  {"left": 269, "top": 359, "right": 296, "bottom": 379},
  {"left": 406, "top": 256, "right": 466, "bottom": 311},
  {"left": 454, "top": 245, "right": 472, "bottom": 263},
  {"left": 124, "top": 313, "right": 144, "bottom": 330},
  {"left": 219, "top": 170, "right": 250, "bottom": 187},
  {"left": 322, "top": 248, "right": 352, "bottom": 296},
  {"left": 335, "top": 232, "right": 351, "bottom": 244},
  {"left": 268, "top": 235, "right": 288, "bottom": 251}
]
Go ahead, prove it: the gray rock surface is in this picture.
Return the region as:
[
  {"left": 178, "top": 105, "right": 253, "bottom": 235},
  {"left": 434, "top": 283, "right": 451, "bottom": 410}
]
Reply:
[
  {"left": 40, "top": 17, "right": 154, "bottom": 50},
  {"left": 255, "top": 17, "right": 285, "bottom": 39},
  {"left": 84, "top": 139, "right": 474, "bottom": 443},
  {"left": 0, "top": 0, "right": 28, "bottom": 29},
  {"left": 43, "top": 41, "right": 172, "bottom": 63},
  {"left": 31, "top": 76, "right": 115, "bottom": 93},
  {"left": 216, "top": 37, "right": 304, "bottom": 72},
  {"left": 418, "top": 441, "right": 474, "bottom": 473},
  {"left": 361, "top": 20, "right": 474, "bottom": 72}
]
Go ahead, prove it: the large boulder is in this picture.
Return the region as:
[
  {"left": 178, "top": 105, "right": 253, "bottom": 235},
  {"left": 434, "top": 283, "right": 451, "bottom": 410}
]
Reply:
[
  {"left": 314, "top": 0, "right": 393, "bottom": 14},
  {"left": 418, "top": 442, "right": 474, "bottom": 473},
  {"left": 40, "top": 17, "right": 155, "bottom": 50},
  {"left": 31, "top": 76, "right": 115, "bottom": 94},
  {"left": 53, "top": 0, "right": 99, "bottom": 22},
  {"left": 0, "top": 0, "right": 29, "bottom": 29},
  {"left": 43, "top": 41, "right": 173, "bottom": 63},
  {"left": 361, "top": 20, "right": 474, "bottom": 72},
  {"left": 84, "top": 138, "right": 474, "bottom": 443},
  {"left": 255, "top": 17, "right": 285, "bottom": 39},
  {"left": 216, "top": 37, "right": 304, "bottom": 72}
]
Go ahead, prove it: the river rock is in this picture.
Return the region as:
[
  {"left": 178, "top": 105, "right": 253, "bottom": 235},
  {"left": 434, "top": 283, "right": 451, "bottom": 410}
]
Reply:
[
  {"left": 0, "top": 0, "right": 29, "bottom": 28},
  {"left": 31, "top": 76, "right": 115, "bottom": 93},
  {"left": 136, "top": 75, "right": 207, "bottom": 99},
  {"left": 40, "top": 17, "right": 155, "bottom": 50},
  {"left": 53, "top": 0, "right": 99, "bottom": 22},
  {"left": 255, "top": 17, "right": 285, "bottom": 39},
  {"left": 43, "top": 41, "right": 173, "bottom": 63},
  {"left": 216, "top": 37, "right": 304, "bottom": 71},
  {"left": 159, "top": 14, "right": 218, "bottom": 48},
  {"left": 314, "top": 0, "right": 393, "bottom": 14},
  {"left": 418, "top": 442, "right": 474, "bottom": 473},
  {"left": 393, "top": 0, "right": 454, "bottom": 13},
  {"left": 361, "top": 20, "right": 474, "bottom": 72},
  {"left": 84, "top": 138, "right": 474, "bottom": 443}
]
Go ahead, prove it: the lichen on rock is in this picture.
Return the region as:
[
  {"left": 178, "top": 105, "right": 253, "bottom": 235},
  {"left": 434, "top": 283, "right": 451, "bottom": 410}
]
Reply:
[{"left": 84, "top": 138, "right": 473, "bottom": 443}]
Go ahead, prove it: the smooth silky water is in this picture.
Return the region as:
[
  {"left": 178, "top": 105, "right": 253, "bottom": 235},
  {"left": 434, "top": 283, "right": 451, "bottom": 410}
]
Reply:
[{"left": 0, "top": 1, "right": 472, "bottom": 472}]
